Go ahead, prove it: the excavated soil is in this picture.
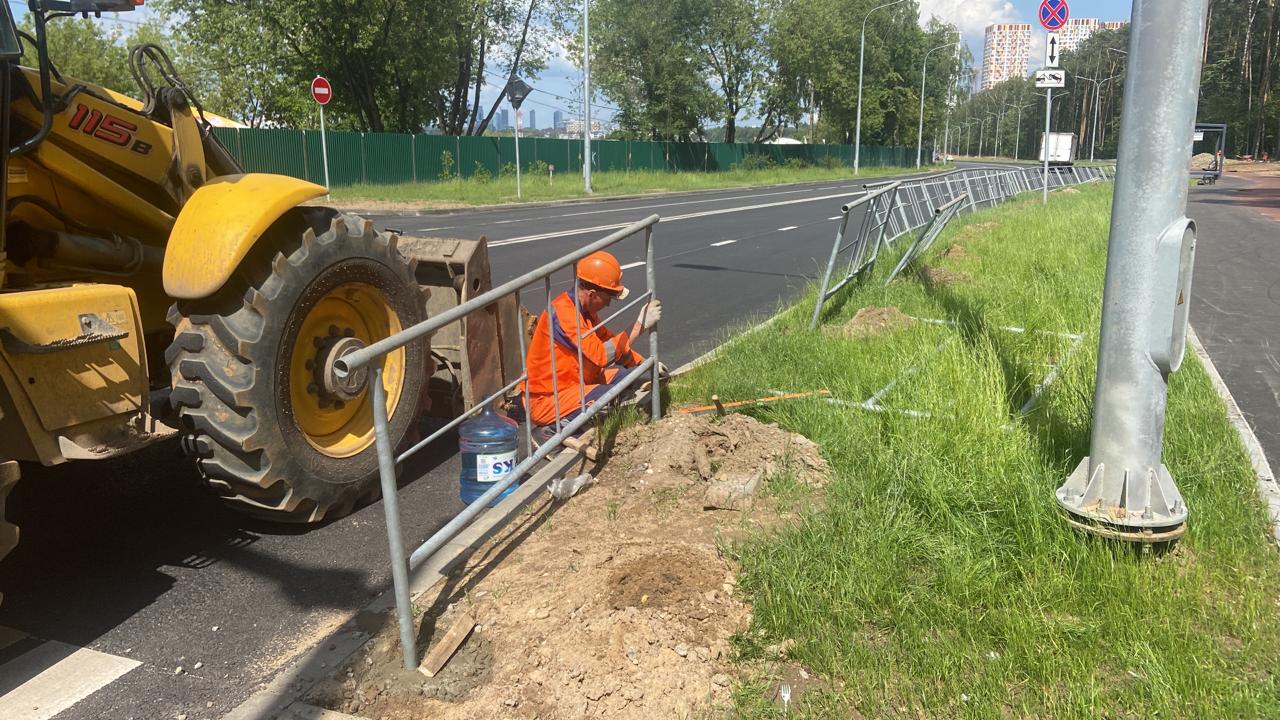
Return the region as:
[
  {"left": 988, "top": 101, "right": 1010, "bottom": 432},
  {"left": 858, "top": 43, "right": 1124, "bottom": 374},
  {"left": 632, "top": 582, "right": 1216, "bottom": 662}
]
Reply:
[
  {"left": 1190, "top": 152, "right": 1216, "bottom": 170},
  {"left": 309, "top": 413, "right": 829, "bottom": 719},
  {"left": 832, "top": 306, "right": 915, "bottom": 339},
  {"left": 942, "top": 244, "right": 970, "bottom": 260},
  {"left": 918, "top": 265, "right": 970, "bottom": 288}
]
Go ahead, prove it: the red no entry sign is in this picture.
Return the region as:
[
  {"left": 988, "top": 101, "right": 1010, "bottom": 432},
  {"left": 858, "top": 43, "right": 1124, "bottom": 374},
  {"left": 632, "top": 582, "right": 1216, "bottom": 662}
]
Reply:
[
  {"left": 1039, "top": 0, "right": 1069, "bottom": 31},
  {"left": 311, "top": 76, "right": 333, "bottom": 106}
]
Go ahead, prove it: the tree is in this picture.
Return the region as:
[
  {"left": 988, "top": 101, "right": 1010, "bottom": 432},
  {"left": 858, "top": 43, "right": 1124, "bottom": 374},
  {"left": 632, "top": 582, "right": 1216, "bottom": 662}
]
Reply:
[
  {"left": 590, "top": 0, "right": 716, "bottom": 140},
  {"left": 695, "top": 0, "right": 769, "bottom": 143},
  {"left": 165, "top": 0, "right": 465, "bottom": 132}
]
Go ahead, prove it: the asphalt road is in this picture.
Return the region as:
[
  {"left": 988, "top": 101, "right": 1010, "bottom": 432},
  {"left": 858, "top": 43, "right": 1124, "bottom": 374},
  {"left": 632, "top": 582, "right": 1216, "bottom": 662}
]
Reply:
[
  {"left": 1187, "top": 173, "right": 1280, "bottom": 473},
  {"left": 0, "top": 164, "right": 951, "bottom": 720}
]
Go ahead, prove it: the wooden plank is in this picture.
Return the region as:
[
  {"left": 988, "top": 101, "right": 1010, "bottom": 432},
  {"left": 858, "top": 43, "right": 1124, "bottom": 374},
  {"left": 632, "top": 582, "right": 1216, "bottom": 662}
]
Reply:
[
  {"left": 417, "top": 613, "right": 476, "bottom": 678},
  {"left": 678, "top": 390, "right": 832, "bottom": 416}
]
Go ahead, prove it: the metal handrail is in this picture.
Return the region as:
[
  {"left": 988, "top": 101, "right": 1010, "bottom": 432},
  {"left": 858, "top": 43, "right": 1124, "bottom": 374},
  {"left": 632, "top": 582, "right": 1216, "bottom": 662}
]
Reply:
[
  {"left": 351, "top": 214, "right": 662, "bottom": 670},
  {"left": 337, "top": 214, "right": 661, "bottom": 375}
]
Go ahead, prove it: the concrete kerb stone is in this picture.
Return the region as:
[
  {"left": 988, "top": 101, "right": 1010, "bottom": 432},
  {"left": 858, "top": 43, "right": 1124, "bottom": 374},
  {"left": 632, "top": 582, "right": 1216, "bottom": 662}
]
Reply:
[
  {"left": 221, "top": 448, "right": 585, "bottom": 720},
  {"left": 319, "top": 167, "right": 959, "bottom": 218},
  {"left": 1188, "top": 327, "right": 1280, "bottom": 545}
]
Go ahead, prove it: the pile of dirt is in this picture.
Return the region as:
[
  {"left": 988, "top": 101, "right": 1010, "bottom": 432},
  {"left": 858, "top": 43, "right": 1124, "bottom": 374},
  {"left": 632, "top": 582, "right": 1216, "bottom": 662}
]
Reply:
[
  {"left": 309, "top": 413, "right": 830, "bottom": 719},
  {"left": 942, "top": 244, "right": 970, "bottom": 260},
  {"left": 832, "top": 306, "right": 915, "bottom": 339},
  {"left": 918, "top": 265, "right": 970, "bottom": 287},
  {"left": 1190, "top": 152, "right": 1216, "bottom": 171},
  {"left": 1060, "top": 187, "right": 1081, "bottom": 195}
]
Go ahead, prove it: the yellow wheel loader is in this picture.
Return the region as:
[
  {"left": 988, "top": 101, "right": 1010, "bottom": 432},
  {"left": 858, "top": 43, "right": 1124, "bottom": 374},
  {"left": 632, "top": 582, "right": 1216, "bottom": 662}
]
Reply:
[{"left": 0, "top": 1, "right": 516, "bottom": 591}]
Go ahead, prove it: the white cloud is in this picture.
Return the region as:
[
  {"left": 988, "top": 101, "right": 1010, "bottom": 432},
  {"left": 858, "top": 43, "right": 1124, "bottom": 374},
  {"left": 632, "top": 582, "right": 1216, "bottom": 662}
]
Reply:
[{"left": 917, "top": 0, "right": 1018, "bottom": 38}]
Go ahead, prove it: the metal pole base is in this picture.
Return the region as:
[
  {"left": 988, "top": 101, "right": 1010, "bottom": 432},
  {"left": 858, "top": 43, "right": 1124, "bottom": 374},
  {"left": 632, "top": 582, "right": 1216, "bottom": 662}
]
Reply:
[{"left": 1055, "top": 457, "right": 1188, "bottom": 542}]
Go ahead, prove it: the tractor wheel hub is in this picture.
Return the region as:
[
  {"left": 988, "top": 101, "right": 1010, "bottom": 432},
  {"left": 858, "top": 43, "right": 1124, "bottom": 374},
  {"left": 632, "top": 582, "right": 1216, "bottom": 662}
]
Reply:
[{"left": 318, "top": 336, "right": 368, "bottom": 401}]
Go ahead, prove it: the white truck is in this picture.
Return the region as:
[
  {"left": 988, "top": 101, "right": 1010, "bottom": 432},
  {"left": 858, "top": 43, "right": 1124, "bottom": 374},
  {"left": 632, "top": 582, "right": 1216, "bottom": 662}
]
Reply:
[{"left": 1039, "top": 132, "right": 1078, "bottom": 166}]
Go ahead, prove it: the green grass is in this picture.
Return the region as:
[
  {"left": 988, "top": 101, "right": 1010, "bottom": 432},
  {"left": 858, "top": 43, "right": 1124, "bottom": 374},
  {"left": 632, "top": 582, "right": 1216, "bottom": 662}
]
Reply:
[
  {"left": 329, "top": 164, "right": 950, "bottom": 208},
  {"left": 673, "top": 184, "right": 1280, "bottom": 717}
]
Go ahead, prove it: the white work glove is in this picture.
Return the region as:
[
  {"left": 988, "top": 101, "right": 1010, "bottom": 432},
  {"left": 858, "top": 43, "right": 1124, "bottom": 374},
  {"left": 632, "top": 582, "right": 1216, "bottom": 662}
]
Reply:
[{"left": 637, "top": 298, "right": 663, "bottom": 332}]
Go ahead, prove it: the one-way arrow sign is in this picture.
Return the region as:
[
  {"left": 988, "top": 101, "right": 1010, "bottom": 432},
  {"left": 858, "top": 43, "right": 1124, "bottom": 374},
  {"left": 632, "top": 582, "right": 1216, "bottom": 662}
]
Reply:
[
  {"left": 1046, "top": 32, "right": 1061, "bottom": 68},
  {"left": 1036, "top": 69, "right": 1066, "bottom": 88}
]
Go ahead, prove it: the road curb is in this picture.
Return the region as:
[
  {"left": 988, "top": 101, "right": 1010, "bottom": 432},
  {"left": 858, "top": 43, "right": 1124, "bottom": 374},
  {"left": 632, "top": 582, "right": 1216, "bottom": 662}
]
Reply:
[
  {"left": 327, "top": 166, "right": 956, "bottom": 218},
  {"left": 221, "top": 448, "right": 585, "bottom": 720},
  {"left": 1188, "top": 326, "right": 1280, "bottom": 544}
]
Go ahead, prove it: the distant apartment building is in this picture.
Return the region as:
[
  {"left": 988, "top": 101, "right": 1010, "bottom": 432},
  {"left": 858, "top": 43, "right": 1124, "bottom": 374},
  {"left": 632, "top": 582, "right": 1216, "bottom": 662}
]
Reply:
[
  {"left": 496, "top": 108, "right": 510, "bottom": 131},
  {"left": 553, "top": 110, "right": 564, "bottom": 130},
  {"left": 560, "top": 119, "right": 603, "bottom": 139},
  {"left": 1059, "top": 18, "right": 1129, "bottom": 52},
  {"left": 981, "top": 23, "right": 1031, "bottom": 91},
  {"left": 528, "top": 109, "right": 537, "bottom": 130}
]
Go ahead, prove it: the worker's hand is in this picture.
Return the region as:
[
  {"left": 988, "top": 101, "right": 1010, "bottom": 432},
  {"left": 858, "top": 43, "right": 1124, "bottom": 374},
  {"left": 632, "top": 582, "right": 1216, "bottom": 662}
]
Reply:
[{"left": 637, "top": 299, "right": 662, "bottom": 332}]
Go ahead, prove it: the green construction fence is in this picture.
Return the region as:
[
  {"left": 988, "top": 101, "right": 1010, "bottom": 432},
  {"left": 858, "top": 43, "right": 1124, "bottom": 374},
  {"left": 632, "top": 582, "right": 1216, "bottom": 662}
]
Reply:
[{"left": 209, "top": 127, "right": 917, "bottom": 186}]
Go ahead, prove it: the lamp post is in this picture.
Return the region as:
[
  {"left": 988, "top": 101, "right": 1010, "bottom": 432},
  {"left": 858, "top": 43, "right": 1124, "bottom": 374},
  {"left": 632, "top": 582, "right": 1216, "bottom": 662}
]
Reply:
[
  {"left": 1077, "top": 74, "right": 1122, "bottom": 161},
  {"left": 917, "top": 43, "right": 954, "bottom": 168},
  {"left": 978, "top": 114, "right": 993, "bottom": 157},
  {"left": 992, "top": 109, "right": 1006, "bottom": 158},
  {"left": 1011, "top": 103, "right": 1029, "bottom": 160},
  {"left": 855, "top": 0, "right": 907, "bottom": 173},
  {"left": 582, "top": 0, "right": 592, "bottom": 193}
]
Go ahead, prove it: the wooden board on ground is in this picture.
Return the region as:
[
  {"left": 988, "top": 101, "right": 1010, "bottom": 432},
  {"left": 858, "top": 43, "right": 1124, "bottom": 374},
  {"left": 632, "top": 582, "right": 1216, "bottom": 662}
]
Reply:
[{"left": 417, "top": 613, "right": 477, "bottom": 678}]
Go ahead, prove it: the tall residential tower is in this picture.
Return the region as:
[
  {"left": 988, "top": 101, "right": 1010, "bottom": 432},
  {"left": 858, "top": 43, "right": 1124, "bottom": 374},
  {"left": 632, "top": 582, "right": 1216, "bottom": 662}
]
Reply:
[{"left": 981, "top": 23, "right": 1031, "bottom": 91}]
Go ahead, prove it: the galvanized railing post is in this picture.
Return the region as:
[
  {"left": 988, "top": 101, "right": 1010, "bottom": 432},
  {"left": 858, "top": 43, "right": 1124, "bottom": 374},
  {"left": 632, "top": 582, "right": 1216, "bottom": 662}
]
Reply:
[
  {"left": 810, "top": 207, "right": 852, "bottom": 330},
  {"left": 962, "top": 172, "right": 977, "bottom": 212},
  {"left": 646, "top": 226, "right": 662, "bottom": 420},
  {"left": 372, "top": 365, "right": 417, "bottom": 670}
]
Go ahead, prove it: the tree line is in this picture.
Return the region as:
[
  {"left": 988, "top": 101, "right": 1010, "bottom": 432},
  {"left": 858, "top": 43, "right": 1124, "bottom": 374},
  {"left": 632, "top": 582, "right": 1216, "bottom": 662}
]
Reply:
[
  {"left": 18, "top": 0, "right": 966, "bottom": 148},
  {"left": 954, "top": 0, "right": 1277, "bottom": 161}
]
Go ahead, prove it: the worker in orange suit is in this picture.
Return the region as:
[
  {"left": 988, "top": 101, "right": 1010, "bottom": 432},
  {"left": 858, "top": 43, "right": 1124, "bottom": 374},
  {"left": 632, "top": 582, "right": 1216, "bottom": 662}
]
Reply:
[{"left": 524, "top": 250, "right": 662, "bottom": 429}]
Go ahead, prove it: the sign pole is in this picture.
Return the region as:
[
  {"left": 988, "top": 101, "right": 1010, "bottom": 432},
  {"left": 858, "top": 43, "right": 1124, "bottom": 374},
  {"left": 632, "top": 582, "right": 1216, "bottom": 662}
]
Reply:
[
  {"left": 1042, "top": 87, "right": 1051, "bottom": 204},
  {"left": 514, "top": 109, "right": 522, "bottom": 198},
  {"left": 319, "top": 104, "right": 330, "bottom": 199}
]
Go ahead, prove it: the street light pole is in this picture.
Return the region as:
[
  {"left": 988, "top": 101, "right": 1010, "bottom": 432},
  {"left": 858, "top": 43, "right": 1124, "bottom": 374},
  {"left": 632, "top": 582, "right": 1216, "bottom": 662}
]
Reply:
[
  {"left": 979, "top": 115, "right": 991, "bottom": 157},
  {"left": 1078, "top": 74, "right": 1122, "bottom": 161},
  {"left": 1012, "top": 103, "right": 1029, "bottom": 160},
  {"left": 1055, "top": 0, "right": 1209, "bottom": 543},
  {"left": 917, "top": 42, "right": 954, "bottom": 168},
  {"left": 582, "top": 0, "right": 592, "bottom": 194},
  {"left": 856, "top": 0, "right": 907, "bottom": 174}
]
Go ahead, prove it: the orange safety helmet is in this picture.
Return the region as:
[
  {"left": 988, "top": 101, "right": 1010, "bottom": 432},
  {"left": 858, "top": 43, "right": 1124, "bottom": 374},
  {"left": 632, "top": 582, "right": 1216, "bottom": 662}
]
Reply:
[{"left": 576, "top": 251, "right": 630, "bottom": 299}]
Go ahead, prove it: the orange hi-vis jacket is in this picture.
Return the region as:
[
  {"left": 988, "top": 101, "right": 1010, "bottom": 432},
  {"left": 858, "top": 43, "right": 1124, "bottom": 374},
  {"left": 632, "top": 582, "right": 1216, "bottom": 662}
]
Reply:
[{"left": 525, "top": 291, "right": 643, "bottom": 426}]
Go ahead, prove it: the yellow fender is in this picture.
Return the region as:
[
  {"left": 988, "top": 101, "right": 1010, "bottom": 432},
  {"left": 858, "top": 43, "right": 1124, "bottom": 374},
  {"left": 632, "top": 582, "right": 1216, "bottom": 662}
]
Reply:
[{"left": 163, "top": 173, "right": 328, "bottom": 299}]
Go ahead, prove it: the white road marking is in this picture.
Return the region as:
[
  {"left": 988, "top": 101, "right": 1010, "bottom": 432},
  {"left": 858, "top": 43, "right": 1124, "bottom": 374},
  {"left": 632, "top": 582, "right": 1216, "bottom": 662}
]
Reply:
[
  {"left": 619, "top": 261, "right": 646, "bottom": 269},
  {"left": 828, "top": 215, "right": 843, "bottom": 220},
  {"left": 777, "top": 226, "right": 798, "bottom": 231},
  {"left": 710, "top": 240, "right": 737, "bottom": 247},
  {"left": 0, "top": 630, "right": 141, "bottom": 720},
  {"left": 491, "top": 188, "right": 869, "bottom": 247}
]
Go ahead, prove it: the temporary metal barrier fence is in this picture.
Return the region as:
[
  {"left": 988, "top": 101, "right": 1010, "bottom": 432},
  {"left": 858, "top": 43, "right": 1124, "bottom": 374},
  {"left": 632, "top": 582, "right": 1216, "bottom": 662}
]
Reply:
[
  {"left": 808, "top": 164, "right": 1114, "bottom": 327},
  {"left": 808, "top": 182, "right": 900, "bottom": 329},
  {"left": 884, "top": 195, "right": 968, "bottom": 285},
  {"left": 334, "top": 216, "right": 662, "bottom": 669}
]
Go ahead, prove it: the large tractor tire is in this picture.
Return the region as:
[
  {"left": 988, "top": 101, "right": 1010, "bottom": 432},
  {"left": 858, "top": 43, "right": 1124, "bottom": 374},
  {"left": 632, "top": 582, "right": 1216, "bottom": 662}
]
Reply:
[
  {"left": 167, "top": 213, "right": 427, "bottom": 522},
  {"left": 0, "top": 462, "right": 17, "bottom": 603}
]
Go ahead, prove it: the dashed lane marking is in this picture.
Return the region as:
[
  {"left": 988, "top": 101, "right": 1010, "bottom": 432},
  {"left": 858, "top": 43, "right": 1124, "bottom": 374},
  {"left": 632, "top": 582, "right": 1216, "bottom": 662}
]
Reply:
[
  {"left": 710, "top": 240, "right": 737, "bottom": 247},
  {"left": 0, "top": 627, "right": 141, "bottom": 720},
  {"left": 777, "top": 226, "right": 798, "bottom": 231},
  {"left": 619, "top": 261, "right": 646, "bottom": 269},
  {"left": 828, "top": 216, "right": 843, "bottom": 220},
  {"left": 489, "top": 188, "right": 870, "bottom": 247}
]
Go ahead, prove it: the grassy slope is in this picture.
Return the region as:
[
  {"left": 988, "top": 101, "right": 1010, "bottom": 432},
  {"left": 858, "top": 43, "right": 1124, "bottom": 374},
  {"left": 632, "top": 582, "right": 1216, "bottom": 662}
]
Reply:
[
  {"left": 330, "top": 164, "right": 949, "bottom": 207},
  {"left": 673, "top": 185, "right": 1280, "bottom": 717}
]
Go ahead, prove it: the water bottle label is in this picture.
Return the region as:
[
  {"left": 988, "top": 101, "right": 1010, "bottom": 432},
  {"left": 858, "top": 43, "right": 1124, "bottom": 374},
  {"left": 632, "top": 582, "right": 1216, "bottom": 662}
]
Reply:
[{"left": 476, "top": 451, "right": 518, "bottom": 484}]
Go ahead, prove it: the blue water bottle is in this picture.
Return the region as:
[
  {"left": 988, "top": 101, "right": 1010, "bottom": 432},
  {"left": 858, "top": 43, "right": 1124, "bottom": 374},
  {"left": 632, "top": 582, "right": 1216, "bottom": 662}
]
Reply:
[{"left": 458, "top": 404, "right": 520, "bottom": 506}]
